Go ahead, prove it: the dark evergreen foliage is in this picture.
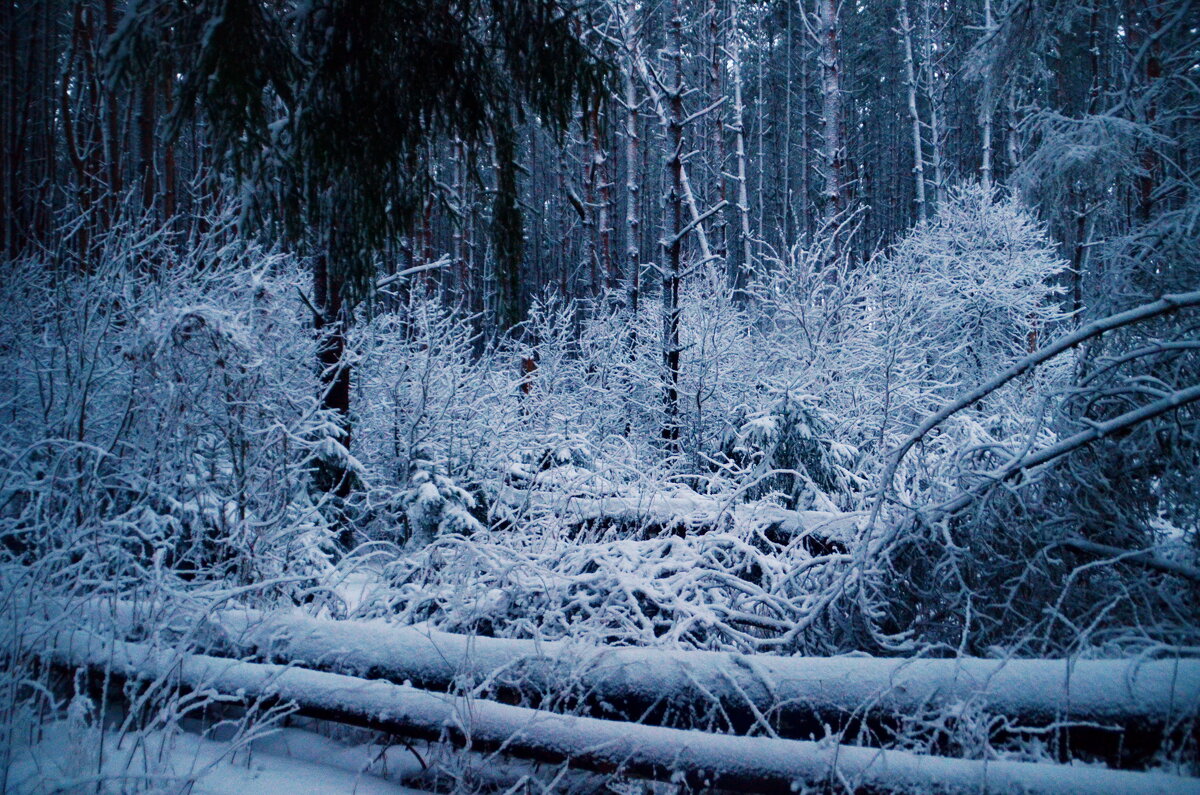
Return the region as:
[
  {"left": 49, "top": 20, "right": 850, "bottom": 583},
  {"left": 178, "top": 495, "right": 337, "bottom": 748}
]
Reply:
[{"left": 108, "top": 0, "right": 611, "bottom": 307}]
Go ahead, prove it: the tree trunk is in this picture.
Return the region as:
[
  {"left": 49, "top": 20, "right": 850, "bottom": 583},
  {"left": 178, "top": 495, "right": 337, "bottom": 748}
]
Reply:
[
  {"left": 622, "top": 7, "right": 714, "bottom": 266},
  {"left": 493, "top": 117, "right": 525, "bottom": 333},
  {"left": 624, "top": 67, "right": 641, "bottom": 321},
  {"left": 898, "top": 0, "right": 927, "bottom": 221},
  {"left": 978, "top": 0, "right": 995, "bottom": 190},
  {"left": 162, "top": 61, "right": 177, "bottom": 223},
  {"left": 1136, "top": 3, "right": 1161, "bottom": 223},
  {"left": 707, "top": 0, "right": 727, "bottom": 263},
  {"left": 312, "top": 248, "right": 355, "bottom": 539},
  {"left": 920, "top": 0, "right": 945, "bottom": 207},
  {"left": 208, "top": 606, "right": 1200, "bottom": 753},
  {"left": 814, "top": 0, "right": 844, "bottom": 222},
  {"left": 729, "top": 7, "right": 755, "bottom": 296},
  {"left": 662, "top": 0, "right": 685, "bottom": 452},
  {"left": 594, "top": 111, "right": 615, "bottom": 293},
  {"left": 137, "top": 77, "right": 156, "bottom": 214}
]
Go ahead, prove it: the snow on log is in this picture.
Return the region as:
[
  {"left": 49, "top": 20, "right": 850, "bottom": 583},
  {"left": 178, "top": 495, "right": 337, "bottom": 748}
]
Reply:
[
  {"left": 208, "top": 608, "right": 1200, "bottom": 734},
  {"left": 42, "top": 630, "right": 1200, "bottom": 795},
  {"left": 492, "top": 482, "right": 860, "bottom": 545}
]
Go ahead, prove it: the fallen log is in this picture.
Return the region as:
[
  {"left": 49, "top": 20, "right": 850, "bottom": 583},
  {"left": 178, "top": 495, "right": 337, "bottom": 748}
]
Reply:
[
  {"left": 43, "top": 630, "right": 1200, "bottom": 795},
  {"left": 491, "top": 482, "right": 860, "bottom": 549},
  {"left": 73, "top": 601, "right": 1200, "bottom": 764},
  {"left": 208, "top": 608, "right": 1200, "bottom": 734}
]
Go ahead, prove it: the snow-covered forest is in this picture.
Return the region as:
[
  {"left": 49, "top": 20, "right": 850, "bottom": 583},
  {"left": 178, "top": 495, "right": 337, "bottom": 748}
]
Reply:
[{"left": 1, "top": 0, "right": 1198, "bottom": 791}]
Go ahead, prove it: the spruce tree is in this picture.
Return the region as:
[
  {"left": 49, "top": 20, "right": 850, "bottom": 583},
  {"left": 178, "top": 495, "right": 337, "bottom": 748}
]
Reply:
[{"left": 108, "top": 0, "right": 610, "bottom": 500}]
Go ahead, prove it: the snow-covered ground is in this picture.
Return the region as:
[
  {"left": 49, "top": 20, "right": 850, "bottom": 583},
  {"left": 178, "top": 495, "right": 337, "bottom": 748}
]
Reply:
[{"left": 6, "top": 723, "right": 429, "bottom": 794}]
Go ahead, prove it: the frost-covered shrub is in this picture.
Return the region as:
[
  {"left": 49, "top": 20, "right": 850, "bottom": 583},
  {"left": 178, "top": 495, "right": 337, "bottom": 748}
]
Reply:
[
  {"left": 509, "top": 284, "right": 761, "bottom": 475},
  {"left": 0, "top": 209, "right": 334, "bottom": 789},
  {"left": 508, "top": 296, "right": 641, "bottom": 447},
  {"left": 719, "top": 393, "right": 859, "bottom": 511},
  {"left": 0, "top": 213, "right": 336, "bottom": 592},
  {"left": 354, "top": 298, "right": 498, "bottom": 482},
  {"left": 674, "top": 274, "right": 763, "bottom": 465},
  {"left": 363, "top": 523, "right": 850, "bottom": 653},
  {"left": 350, "top": 297, "right": 510, "bottom": 545},
  {"left": 741, "top": 218, "right": 880, "bottom": 470},
  {"left": 401, "top": 446, "right": 484, "bottom": 547},
  {"left": 869, "top": 183, "right": 1067, "bottom": 419},
  {"left": 748, "top": 185, "right": 1071, "bottom": 494}
]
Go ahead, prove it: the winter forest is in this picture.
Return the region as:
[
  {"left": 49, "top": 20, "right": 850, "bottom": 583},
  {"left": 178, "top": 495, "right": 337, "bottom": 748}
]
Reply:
[{"left": 1, "top": 0, "right": 1199, "bottom": 791}]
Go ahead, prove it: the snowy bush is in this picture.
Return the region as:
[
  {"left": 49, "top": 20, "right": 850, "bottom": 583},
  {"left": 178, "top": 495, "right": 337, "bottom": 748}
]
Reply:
[
  {"left": 0, "top": 208, "right": 342, "bottom": 788},
  {"left": 719, "top": 392, "right": 859, "bottom": 511},
  {"left": 350, "top": 297, "right": 502, "bottom": 546},
  {"left": 363, "top": 519, "right": 852, "bottom": 653},
  {"left": 749, "top": 184, "right": 1073, "bottom": 494},
  {"left": 354, "top": 297, "right": 498, "bottom": 483},
  {"left": 0, "top": 217, "right": 337, "bottom": 593},
  {"left": 868, "top": 183, "right": 1067, "bottom": 420},
  {"left": 401, "top": 445, "right": 484, "bottom": 547}
]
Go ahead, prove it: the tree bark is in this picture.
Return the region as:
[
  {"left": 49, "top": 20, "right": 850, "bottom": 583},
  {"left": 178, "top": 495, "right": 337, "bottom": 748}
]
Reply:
[
  {"left": 728, "top": 7, "right": 755, "bottom": 295},
  {"left": 920, "top": 0, "right": 945, "bottom": 207},
  {"left": 621, "top": 6, "right": 714, "bottom": 265},
  {"left": 898, "top": 0, "right": 927, "bottom": 221},
  {"left": 813, "top": 0, "right": 844, "bottom": 222},
  {"left": 662, "top": 0, "right": 685, "bottom": 451},
  {"left": 623, "top": 67, "right": 641, "bottom": 318},
  {"left": 978, "top": 0, "right": 995, "bottom": 190},
  {"left": 493, "top": 117, "right": 526, "bottom": 333}
]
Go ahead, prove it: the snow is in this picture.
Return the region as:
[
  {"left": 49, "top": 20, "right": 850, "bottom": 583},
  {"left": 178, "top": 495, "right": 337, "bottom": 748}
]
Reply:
[
  {"left": 331, "top": 568, "right": 384, "bottom": 616},
  {"left": 492, "top": 482, "right": 861, "bottom": 544},
  {"left": 527, "top": 464, "right": 623, "bottom": 496},
  {"left": 5, "top": 722, "right": 426, "bottom": 795}
]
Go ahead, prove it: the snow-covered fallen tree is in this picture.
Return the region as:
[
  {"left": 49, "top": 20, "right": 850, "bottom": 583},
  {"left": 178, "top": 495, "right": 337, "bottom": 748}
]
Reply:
[
  {"left": 215, "top": 610, "right": 1200, "bottom": 730},
  {"left": 40, "top": 629, "right": 1200, "bottom": 795},
  {"left": 90, "top": 601, "right": 1199, "bottom": 758},
  {"left": 491, "top": 480, "right": 860, "bottom": 549}
]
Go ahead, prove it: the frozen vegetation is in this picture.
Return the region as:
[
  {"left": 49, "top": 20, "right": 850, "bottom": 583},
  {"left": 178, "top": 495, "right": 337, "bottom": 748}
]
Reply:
[{"left": 2, "top": 0, "right": 1198, "bottom": 792}]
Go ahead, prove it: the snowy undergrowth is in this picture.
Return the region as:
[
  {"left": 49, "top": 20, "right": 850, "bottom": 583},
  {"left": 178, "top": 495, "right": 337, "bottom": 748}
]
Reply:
[
  {"left": 3, "top": 191, "right": 1196, "bottom": 789},
  {"left": 358, "top": 519, "right": 848, "bottom": 653},
  {"left": 0, "top": 212, "right": 344, "bottom": 790}
]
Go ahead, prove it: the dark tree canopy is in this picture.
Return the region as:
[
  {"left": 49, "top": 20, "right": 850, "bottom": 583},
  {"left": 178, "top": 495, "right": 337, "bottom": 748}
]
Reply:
[{"left": 109, "top": 0, "right": 611, "bottom": 305}]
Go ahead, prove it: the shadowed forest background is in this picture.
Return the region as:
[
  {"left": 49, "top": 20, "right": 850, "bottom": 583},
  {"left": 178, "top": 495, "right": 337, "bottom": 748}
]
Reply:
[{"left": 1, "top": 0, "right": 1198, "bottom": 792}]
